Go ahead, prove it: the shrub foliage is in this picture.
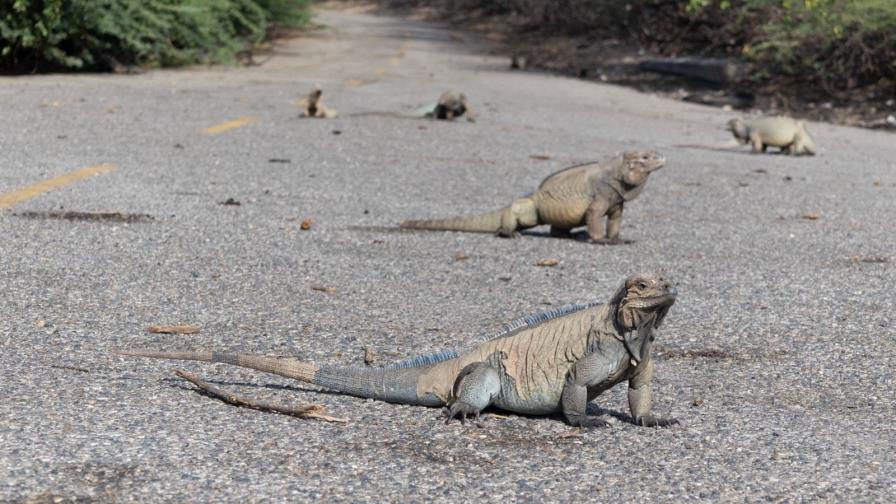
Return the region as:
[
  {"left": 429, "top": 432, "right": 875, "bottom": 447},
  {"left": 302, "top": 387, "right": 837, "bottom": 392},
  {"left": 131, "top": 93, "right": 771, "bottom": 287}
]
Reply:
[
  {"left": 381, "top": 0, "right": 896, "bottom": 92},
  {"left": 0, "top": 0, "right": 311, "bottom": 72}
]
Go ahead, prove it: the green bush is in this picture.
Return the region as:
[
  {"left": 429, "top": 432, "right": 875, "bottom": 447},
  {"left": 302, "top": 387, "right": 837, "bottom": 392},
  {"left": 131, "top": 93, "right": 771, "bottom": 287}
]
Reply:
[
  {"left": 0, "top": 0, "right": 311, "bottom": 72},
  {"left": 737, "top": 0, "right": 896, "bottom": 90},
  {"left": 381, "top": 0, "right": 896, "bottom": 93}
]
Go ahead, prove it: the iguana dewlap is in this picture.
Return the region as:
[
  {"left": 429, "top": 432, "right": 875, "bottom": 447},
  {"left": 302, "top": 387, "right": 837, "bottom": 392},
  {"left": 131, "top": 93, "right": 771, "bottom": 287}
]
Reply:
[
  {"left": 400, "top": 151, "right": 665, "bottom": 244},
  {"left": 120, "top": 274, "right": 679, "bottom": 428}
]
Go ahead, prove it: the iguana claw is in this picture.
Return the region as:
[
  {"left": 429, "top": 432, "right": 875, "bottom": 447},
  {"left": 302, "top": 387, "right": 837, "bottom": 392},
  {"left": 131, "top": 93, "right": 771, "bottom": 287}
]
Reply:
[
  {"left": 633, "top": 415, "right": 679, "bottom": 427},
  {"left": 444, "top": 402, "right": 482, "bottom": 426}
]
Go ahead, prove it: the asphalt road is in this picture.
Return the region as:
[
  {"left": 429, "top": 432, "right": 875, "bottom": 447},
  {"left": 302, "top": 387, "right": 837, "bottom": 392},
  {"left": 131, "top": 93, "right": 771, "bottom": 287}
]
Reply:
[{"left": 1, "top": 4, "right": 894, "bottom": 502}]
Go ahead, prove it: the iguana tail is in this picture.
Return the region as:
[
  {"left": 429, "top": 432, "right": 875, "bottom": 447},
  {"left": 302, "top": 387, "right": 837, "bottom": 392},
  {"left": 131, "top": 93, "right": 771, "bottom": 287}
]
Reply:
[
  {"left": 118, "top": 350, "right": 444, "bottom": 406},
  {"left": 400, "top": 209, "right": 504, "bottom": 233}
]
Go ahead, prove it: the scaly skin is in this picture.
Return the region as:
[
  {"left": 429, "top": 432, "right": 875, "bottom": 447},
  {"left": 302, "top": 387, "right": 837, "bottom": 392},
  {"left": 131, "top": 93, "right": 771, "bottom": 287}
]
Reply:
[
  {"left": 399, "top": 151, "right": 664, "bottom": 244},
  {"left": 727, "top": 117, "right": 816, "bottom": 156},
  {"left": 119, "top": 274, "right": 678, "bottom": 428}
]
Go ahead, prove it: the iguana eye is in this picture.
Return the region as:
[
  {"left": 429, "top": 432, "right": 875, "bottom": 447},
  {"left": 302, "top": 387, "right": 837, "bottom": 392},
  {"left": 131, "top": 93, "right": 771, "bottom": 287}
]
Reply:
[{"left": 637, "top": 281, "right": 649, "bottom": 290}]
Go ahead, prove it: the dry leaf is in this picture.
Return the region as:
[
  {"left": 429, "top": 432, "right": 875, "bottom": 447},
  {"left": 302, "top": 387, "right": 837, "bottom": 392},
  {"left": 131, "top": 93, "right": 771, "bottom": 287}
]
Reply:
[
  {"left": 147, "top": 324, "right": 201, "bottom": 335},
  {"left": 300, "top": 218, "right": 314, "bottom": 230},
  {"left": 174, "top": 369, "right": 347, "bottom": 423},
  {"left": 692, "top": 399, "right": 705, "bottom": 407},
  {"left": 851, "top": 255, "right": 889, "bottom": 264},
  {"left": 363, "top": 347, "right": 376, "bottom": 365},
  {"left": 454, "top": 253, "right": 470, "bottom": 261},
  {"left": 536, "top": 258, "right": 560, "bottom": 267},
  {"left": 530, "top": 154, "right": 551, "bottom": 160},
  {"left": 311, "top": 285, "right": 336, "bottom": 294},
  {"left": 801, "top": 212, "right": 820, "bottom": 221}
]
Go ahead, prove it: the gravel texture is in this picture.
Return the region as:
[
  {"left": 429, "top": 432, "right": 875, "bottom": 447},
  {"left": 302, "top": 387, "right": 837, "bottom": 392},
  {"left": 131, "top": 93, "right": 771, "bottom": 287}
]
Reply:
[{"left": 0, "top": 4, "right": 894, "bottom": 502}]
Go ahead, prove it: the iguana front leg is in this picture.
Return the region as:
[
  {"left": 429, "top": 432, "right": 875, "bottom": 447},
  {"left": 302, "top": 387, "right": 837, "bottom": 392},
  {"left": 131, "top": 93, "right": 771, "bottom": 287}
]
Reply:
[
  {"left": 587, "top": 200, "right": 625, "bottom": 245},
  {"left": 445, "top": 363, "right": 501, "bottom": 425},
  {"left": 749, "top": 132, "right": 766, "bottom": 153},
  {"left": 628, "top": 359, "right": 678, "bottom": 427},
  {"left": 561, "top": 352, "right": 616, "bottom": 427}
]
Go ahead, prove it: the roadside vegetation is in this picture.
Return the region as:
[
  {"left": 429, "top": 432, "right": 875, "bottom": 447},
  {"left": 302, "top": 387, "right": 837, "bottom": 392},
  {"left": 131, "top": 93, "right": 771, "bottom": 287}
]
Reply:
[
  {"left": 384, "top": 0, "right": 895, "bottom": 98},
  {"left": 0, "top": 0, "right": 312, "bottom": 72}
]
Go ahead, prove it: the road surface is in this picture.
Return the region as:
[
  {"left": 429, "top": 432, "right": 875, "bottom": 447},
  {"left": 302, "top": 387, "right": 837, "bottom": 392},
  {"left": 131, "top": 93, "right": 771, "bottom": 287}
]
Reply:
[{"left": 1, "top": 4, "right": 894, "bottom": 502}]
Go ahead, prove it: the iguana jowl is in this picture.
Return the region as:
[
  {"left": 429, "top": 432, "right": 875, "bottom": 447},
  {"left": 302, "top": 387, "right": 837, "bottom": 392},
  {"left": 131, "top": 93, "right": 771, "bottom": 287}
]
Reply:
[
  {"left": 119, "top": 274, "right": 678, "bottom": 427},
  {"left": 400, "top": 151, "right": 665, "bottom": 244}
]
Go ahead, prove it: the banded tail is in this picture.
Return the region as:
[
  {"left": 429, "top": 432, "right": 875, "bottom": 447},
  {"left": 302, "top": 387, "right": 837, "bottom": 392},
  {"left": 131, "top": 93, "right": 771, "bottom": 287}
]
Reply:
[
  {"left": 400, "top": 209, "right": 504, "bottom": 233},
  {"left": 118, "top": 350, "right": 444, "bottom": 407}
]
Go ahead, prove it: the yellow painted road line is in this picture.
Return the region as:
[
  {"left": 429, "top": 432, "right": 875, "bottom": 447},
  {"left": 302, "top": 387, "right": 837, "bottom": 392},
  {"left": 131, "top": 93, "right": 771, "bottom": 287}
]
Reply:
[
  {"left": 0, "top": 164, "right": 116, "bottom": 209},
  {"left": 202, "top": 116, "right": 257, "bottom": 135}
]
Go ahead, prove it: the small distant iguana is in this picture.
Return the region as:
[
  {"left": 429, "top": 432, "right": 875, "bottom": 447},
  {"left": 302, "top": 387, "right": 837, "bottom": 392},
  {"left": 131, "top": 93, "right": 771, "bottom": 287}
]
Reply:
[
  {"left": 400, "top": 151, "right": 665, "bottom": 244},
  {"left": 727, "top": 117, "right": 815, "bottom": 156},
  {"left": 119, "top": 274, "right": 679, "bottom": 427},
  {"left": 429, "top": 91, "right": 475, "bottom": 122},
  {"left": 299, "top": 86, "right": 338, "bottom": 118},
  {"left": 347, "top": 91, "right": 475, "bottom": 122}
]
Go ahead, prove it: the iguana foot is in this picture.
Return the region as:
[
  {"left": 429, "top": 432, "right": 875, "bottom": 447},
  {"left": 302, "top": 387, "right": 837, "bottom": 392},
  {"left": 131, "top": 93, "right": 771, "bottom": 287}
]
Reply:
[
  {"left": 443, "top": 402, "right": 482, "bottom": 426},
  {"left": 566, "top": 415, "right": 610, "bottom": 428},
  {"left": 633, "top": 415, "right": 679, "bottom": 427}
]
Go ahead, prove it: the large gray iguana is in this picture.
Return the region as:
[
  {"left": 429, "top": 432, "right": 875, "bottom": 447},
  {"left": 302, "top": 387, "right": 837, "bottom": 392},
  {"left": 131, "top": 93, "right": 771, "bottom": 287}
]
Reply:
[
  {"left": 119, "top": 273, "right": 678, "bottom": 427},
  {"left": 400, "top": 151, "right": 665, "bottom": 244},
  {"left": 727, "top": 117, "right": 816, "bottom": 156}
]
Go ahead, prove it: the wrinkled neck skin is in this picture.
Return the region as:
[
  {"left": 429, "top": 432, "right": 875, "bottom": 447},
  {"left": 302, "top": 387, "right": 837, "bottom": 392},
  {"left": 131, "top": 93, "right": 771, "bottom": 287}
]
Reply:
[
  {"left": 599, "top": 167, "right": 647, "bottom": 203},
  {"left": 613, "top": 304, "right": 660, "bottom": 364}
]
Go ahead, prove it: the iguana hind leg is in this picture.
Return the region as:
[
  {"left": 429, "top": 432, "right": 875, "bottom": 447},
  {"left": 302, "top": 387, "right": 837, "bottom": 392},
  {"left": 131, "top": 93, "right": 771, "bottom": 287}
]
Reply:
[
  {"left": 498, "top": 198, "right": 538, "bottom": 238},
  {"left": 445, "top": 363, "right": 501, "bottom": 425},
  {"left": 497, "top": 208, "right": 519, "bottom": 238}
]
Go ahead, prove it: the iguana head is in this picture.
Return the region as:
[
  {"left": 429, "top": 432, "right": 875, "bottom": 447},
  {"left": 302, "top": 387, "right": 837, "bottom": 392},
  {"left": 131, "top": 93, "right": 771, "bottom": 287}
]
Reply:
[
  {"left": 726, "top": 118, "right": 748, "bottom": 142},
  {"left": 611, "top": 273, "right": 676, "bottom": 332},
  {"left": 621, "top": 151, "right": 665, "bottom": 186}
]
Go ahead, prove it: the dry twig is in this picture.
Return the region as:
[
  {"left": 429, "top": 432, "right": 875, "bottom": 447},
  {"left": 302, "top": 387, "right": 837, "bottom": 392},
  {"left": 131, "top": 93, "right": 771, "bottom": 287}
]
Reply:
[{"left": 173, "top": 369, "right": 347, "bottom": 423}]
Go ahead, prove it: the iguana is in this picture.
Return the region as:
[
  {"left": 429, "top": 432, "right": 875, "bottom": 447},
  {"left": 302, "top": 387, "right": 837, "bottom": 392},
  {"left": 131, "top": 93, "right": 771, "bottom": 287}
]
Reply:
[
  {"left": 118, "top": 273, "right": 679, "bottom": 427},
  {"left": 299, "top": 86, "right": 337, "bottom": 119},
  {"left": 727, "top": 117, "right": 816, "bottom": 156},
  {"left": 400, "top": 151, "right": 665, "bottom": 244},
  {"left": 429, "top": 91, "right": 475, "bottom": 122},
  {"left": 347, "top": 91, "right": 475, "bottom": 122}
]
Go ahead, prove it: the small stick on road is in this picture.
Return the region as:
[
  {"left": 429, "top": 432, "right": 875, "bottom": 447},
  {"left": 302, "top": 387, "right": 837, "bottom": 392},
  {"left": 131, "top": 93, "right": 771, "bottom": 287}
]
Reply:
[{"left": 173, "top": 368, "right": 347, "bottom": 423}]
